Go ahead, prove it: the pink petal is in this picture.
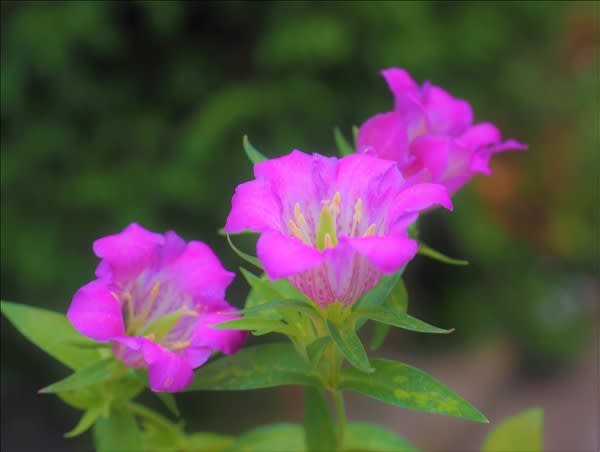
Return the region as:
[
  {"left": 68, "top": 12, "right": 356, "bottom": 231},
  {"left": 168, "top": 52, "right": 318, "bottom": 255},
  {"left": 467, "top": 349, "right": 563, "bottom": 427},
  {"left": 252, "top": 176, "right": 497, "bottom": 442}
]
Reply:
[
  {"left": 167, "top": 241, "right": 235, "bottom": 302},
  {"left": 191, "top": 309, "right": 247, "bottom": 356},
  {"left": 93, "top": 223, "right": 164, "bottom": 281},
  {"left": 422, "top": 85, "right": 473, "bottom": 135},
  {"left": 409, "top": 135, "right": 451, "bottom": 181},
  {"left": 357, "top": 112, "right": 409, "bottom": 162},
  {"left": 381, "top": 67, "right": 419, "bottom": 98},
  {"left": 224, "top": 179, "right": 283, "bottom": 234},
  {"left": 112, "top": 336, "right": 145, "bottom": 367},
  {"left": 256, "top": 230, "right": 324, "bottom": 279},
  {"left": 390, "top": 183, "right": 453, "bottom": 218},
  {"left": 141, "top": 340, "right": 194, "bottom": 393},
  {"left": 348, "top": 236, "right": 418, "bottom": 274},
  {"left": 67, "top": 280, "right": 125, "bottom": 341}
]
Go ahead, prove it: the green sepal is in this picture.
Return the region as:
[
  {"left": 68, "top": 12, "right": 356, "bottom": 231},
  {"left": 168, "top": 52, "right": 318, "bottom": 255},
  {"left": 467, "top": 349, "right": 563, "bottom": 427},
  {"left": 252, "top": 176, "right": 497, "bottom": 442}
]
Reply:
[
  {"left": 40, "top": 358, "right": 119, "bottom": 393},
  {"left": 187, "top": 432, "right": 234, "bottom": 452},
  {"left": 303, "top": 386, "right": 336, "bottom": 452},
  {"left": 243, "top": 135, "right": 268, "bottom": 164},
  {"left": 223, "top": 233, "right": 263, "bottom": 270},
  {"left": 154, "top": 392, "right": 180, "bottom": 418},
  {"left": 306, "top": 336, "right": 331, "bottom": 368},
  {"left": 354, "top": 270, "right": 404, "bottom": 314},
  {"left": 1, "top": 300, "right": 101, "bottom": 370},
  {"left": 186, "top": 343, "right": 319, "bottom": 391},
  {"left": 418, "top": 243, "right": 469, "bottom": 266},
  {"left": 482, "top": 408, "right": 543, "bottom": 452},
  {"left": 214, "top": 317, "right": 291, "bottom": 336},
  {"left": 232, "top": 423, "right": 305, "bottom": 452},
  {"left": 93, "top": 406, "right": 142, "bottom": 452},
  {"left": 327, "top": 320, "right": 373, "bottom": 374},
  {"left": 334, "top": 127, "right": 354, "bottom": 156},
  {"left": 341, "top": 358, "right": 488, "bottom": 423},
  {"left": 64, "top": 403, "right": 107, "bottom": 438},
  {"left": 370, "top": 322, "right": 391, "bottom": 351}
]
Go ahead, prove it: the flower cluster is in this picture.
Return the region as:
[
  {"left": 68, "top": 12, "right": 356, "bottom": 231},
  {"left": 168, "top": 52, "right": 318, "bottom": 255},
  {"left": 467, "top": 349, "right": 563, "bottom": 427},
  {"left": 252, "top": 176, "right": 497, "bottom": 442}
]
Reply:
[
  {"left": 67, "top": 223, "right": 246, "bottom": 392},
  {"left": 357, "top": 67, "right": 527, "bottom": 195}
]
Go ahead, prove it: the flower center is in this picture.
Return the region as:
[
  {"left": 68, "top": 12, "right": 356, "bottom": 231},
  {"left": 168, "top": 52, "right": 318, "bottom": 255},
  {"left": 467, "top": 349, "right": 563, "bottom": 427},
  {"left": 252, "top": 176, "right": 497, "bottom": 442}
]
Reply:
[{"left": 287, "top": 192, "right": 379, "bottom": 250}]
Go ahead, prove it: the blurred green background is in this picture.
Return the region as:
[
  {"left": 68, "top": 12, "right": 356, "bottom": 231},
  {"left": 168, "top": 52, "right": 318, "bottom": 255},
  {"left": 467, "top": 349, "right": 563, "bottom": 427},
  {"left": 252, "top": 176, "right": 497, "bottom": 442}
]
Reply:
[{"left": 1, "top": 1, "right": 598, "bottom": 451}]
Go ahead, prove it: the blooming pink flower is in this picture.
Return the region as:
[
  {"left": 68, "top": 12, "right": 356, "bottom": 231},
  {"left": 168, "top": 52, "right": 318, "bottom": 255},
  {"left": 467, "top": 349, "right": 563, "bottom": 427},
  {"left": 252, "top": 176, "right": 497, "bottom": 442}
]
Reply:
[
  {"left": 357, "top": 67, "right": 527, "bottom": 195},
  {"left": 225, "top": 151, "right": 452, "bottom": 307},
  {"left": 67, "top": 223, "right": 246, "bottom": 392}
]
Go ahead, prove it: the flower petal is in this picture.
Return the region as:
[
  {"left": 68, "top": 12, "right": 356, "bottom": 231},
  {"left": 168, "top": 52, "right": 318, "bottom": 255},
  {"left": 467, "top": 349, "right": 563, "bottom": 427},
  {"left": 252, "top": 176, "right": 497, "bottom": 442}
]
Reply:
[
  {"left": 93, "top": 223, "right": 164, "bottom": 281},
  {"left": 141, "top": 340, "right": 194, "bottom": 393},
  {"left": 257, "top": 230, "right": 324, "bottom": 279},
  {"left": 390, "top": 183, "right": 453, "bottom": 218},
  {"left": 167, "top": 241, "right": 235, "bottom": 302},
  {"left": 348, "top": 235, "right": 418, "bottom": 274},
  {"left": 190, "top": 309, "right": 247, "bottom": 356},
  {"left": 422, "top": 84, "right": 473, "bottom": 135},
  {"left": 67, "top": 280, "right": 125, "bottom": 341},
  {"left": 224, "top": 179, "right": 283, "bottom": 234},
  {"left": 357, "top": 112, "right": 409, "bottom": 162},
  {"left": 408, "top": 135, "right": 451, "bottom": 181}
]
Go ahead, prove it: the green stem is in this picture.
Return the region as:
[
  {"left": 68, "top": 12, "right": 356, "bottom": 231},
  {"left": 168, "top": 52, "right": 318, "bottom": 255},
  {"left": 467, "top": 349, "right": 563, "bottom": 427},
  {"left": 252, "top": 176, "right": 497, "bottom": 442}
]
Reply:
[
  {"left": 126, "top": 402, "right": 182, "bottom": 436},
  {"left": 333, "top": 390, "right": 346, "bottom": 449}
]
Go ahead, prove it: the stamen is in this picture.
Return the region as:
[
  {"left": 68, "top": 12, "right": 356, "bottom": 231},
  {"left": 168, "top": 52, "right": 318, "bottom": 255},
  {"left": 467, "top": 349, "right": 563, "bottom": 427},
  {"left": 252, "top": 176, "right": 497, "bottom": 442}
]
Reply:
[
  {"left": 294, "top": 203, "right": 307, "bottom": 227},
  {"left": 171, "top": 340, "right": 190, "bottom": 351},
  {"left": 323, "top": 233, "right": 334, "bottom": 249},
  {"left": 330, "top": 192, "right": 342, "bottom": 217},
  {"left": 288, "top": 219, "right": 304, "bottom": 241},
  {"left": 351, "top": 198, "right": 363, "bottom": 237},
  {"left": 363, "top": 223, "right": 377, "bottom": 237}
]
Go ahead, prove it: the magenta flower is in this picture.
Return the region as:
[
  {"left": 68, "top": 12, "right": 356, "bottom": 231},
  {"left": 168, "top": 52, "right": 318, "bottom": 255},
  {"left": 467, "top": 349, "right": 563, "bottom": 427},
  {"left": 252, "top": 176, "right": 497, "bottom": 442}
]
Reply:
[
  {"left": 225, "top": 151, "right": 452, "bottom": 307},
  {"left": 67, "top": 223, "right": 246, "bottom": 392},
  {"left": 357, "top": 67, "right": 527, "bottom": 195}
]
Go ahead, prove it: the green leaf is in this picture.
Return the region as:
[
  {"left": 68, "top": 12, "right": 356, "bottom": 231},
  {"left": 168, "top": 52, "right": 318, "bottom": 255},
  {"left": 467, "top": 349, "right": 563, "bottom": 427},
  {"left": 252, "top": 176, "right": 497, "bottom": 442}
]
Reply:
[
  {"left": 306, "top": 336, "right": 331, "bottom": 368},
  {"left": 482, "top": 408, "right": 543, "bottom": 452},
  {"left": 354, "top": 270, "right": 404, "bottom": 313},
  {"left": 64, "top": 403, "right": 106, "bottom": 438},
  {"left": 154, "top": 392, "right": 179, "bottom": 418},
  {"left": 303, "top": 386, "right": 336, "bottom": 452},
  {"left": 243, "top": 135, "right": 268, "bottom": 164},
  {"left": 240, "top": 299, "right": 317, "bottom": 317},
  {"left": 357, "top": 309, "right": 453, "bottom": 335},
  {"left": 240, "top": 268, "right": 286, "bottom": 303},
  {"left": 233, "top": 423, "right": 305, "bottom": 452},
  {"left": 186, "top": 343, "right": 318, "bottom": 391},
  {"left": 214, "top": 317, "right": 290, "bottom": 335},
  {"left": 343, "top": 422, "right": 417, "bottom": 451},
  {"left": 327, "top": 320, "right": 373, "bottom": 373},
  {"left": 1, "top": 301, "right": 101, "bottom": 370},
  {"left": 334, "top": 127, "right": 353, "bottom": 156},
  {"left": 187, "top": 432, "right": 234, "bottom": 451},
  {"left": 341, "top": 359, "right": 488, "bottom": 423},
  {"left": 370, "top": 322, "right": 391, "bottom": 351},
  {"left": 40, "top": 358, "right": 118, "bottom": 393},
  {"left": 225, "top": 233, "right": 263, "bottom": 270},
  {"left": 418, "top": 243, "right": 468, "bottom": 266},
  {"left": 57, "top": 386, "right": 104, "bottom": 410},
  {"left": 94, "top": 407, "right": 142, "bottom": 452}
]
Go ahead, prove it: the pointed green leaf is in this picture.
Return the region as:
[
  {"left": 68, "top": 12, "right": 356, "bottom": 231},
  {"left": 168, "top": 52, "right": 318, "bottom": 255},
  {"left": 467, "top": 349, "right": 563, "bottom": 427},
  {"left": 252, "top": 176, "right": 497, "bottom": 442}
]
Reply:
[
  {"left": 327, "top": 320, "right": 373, "bottom": 373},
  {"left": 352, "top": 125, "right": 359, "bottom": 146},
  {"left": 154, "top": 392, "right": 179, "bottom": 418},
  {"left": 419, "top": 243, "right": 468, "bottom": 266},
  {"left": 57, "top": 386, "right": 104, "bottom": 410},
  {"left": 225, "top": 234, "right": 263, "bottom": 270},
  {"left": 93, "top": 407, "right": 142, "bottom": 452},
  {"left": 482, "top": 408, "right": 543, "bottom": 452},
  {"left": 354, "top": 270, "right": 404, "bottom": 313},
  {"left": 306, "top": 336, "right": 331, "bottom": 368},
  {"left": 358, "top": 309, "right": 452, "bottom": 335},
  {"left": 64, "top": 404, "right": 106, "bottom": 438},
  {"left": 243, "top": 135, "right": 268, "bottom": 164},
  {"left": 214, "top": 317, "right": 290, "bottom": 335},
  {"left": 40, "top": 358, "right": 118, "bottom": 393},
  {"left": 341, "top": 359, "right": 488, "bottom": 423},
  {"left": 303, "top": 386, "right": 336, "bottom": 452},
  {"left": 240, "top": 299, "right": 317, "bottom": 317},
  {"left": 343, "top": 422, "right": 417, "bottom": 451},
  {"left": 233, "top": 423, "right": 305, "bottom": 452},
  {"left": 240, "top": 268, "right": 286, "bottom": 303},
  {"left": 186, "top": 343, "right": 318, "bottom": 391},
  {"left": 370, "top": 322, "right": 391, "bottom": 351},
  {"left": 334, "top": 127, "right": 353, "bottom": 156},
  {"left": 1, "top": 301, "right": 101, "bottom": 370}
]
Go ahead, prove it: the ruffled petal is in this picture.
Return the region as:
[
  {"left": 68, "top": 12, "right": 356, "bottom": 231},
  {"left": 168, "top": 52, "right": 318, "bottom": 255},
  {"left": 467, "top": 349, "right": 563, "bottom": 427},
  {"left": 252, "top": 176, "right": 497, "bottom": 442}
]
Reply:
[
  {"left": 422, "top": 84, "right": 473, "bottom": 135},
  {"left": 224, "top": 179, "right": 283, "bottom": 234},
  {"left": 257, "top": 230, "right": 324, "bottom": 279},
  {"left": 348, "top": 235, "right": 418, "bottom": 274},
  {"left": 357, "top": 112, "right": 409, "bottom": 163},
  {"left": 141, "top": 339, "right": 194, "bottom": 393},
  {"left": 190, "top": 309, "right": 247, "bottom": 356},
  {"left": 390, "top": 183, "right": 453, "bottom": 219},
  {"left": 408, "top": 135, "right": 451, "bottom": 181},
  {"left": 167, "top": 241, "right": 235, "bottom": 302},
  {"left": 93, "top": 223, "right": 164, "bottom": 281},
  {"left": 67, "top": 280, "right": 125, "bottom": 341},
  {"left": 112, "top": 336, "right": 145, "bottom": 367}
]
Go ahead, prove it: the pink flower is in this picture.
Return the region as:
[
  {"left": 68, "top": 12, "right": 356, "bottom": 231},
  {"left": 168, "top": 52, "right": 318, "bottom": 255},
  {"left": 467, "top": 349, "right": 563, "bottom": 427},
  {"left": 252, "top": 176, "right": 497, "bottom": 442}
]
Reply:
[
  {"left": 357, "top": 68, "right": 527, "bottom": 195},
  {"left": 67, "top": 223, "right": 246, "bottom": 392},
  {"left": 224, "top": 151, "right": 452, "bottom": 307}
]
